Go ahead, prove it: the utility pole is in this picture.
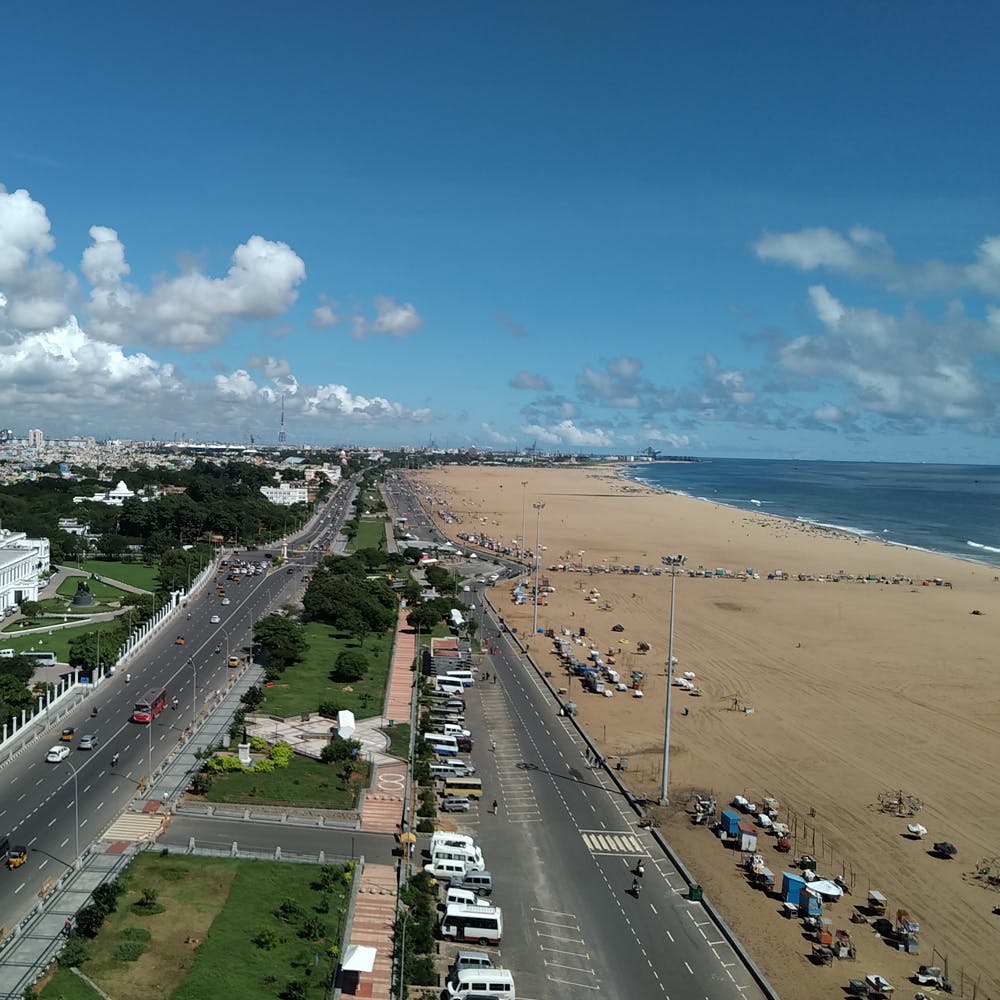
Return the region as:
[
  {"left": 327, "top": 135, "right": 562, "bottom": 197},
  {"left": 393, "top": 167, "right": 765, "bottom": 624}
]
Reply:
[
  {"left": 531, "top": 501, "right": 545, "bottom": 637},
  {"left": 659, "top": 554, "right": 685, "bottom": 806}
]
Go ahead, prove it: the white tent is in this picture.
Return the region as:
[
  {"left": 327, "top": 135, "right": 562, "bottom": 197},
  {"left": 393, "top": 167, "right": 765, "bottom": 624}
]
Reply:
[
  {"left": 336, "top": 709, "right": 356, "bottom": 740},
  {"left": 342, "top": 944, "right": 377, "bottom": 972},
  {"left": 805, "top": 879, "right": 844, "bottom": 899}
]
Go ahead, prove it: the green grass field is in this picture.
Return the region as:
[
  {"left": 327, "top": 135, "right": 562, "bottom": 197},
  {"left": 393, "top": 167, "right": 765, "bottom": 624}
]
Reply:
[
  {"left": 383, "top": 722, "right": 411, "bottom": 760},
  {"left": 56, "top": 576, "right": 130, "bottom": 602},
  {"left": 38, "top": 968, "right": 105, "bottom": 999},
  {"left": 260, "top": 621, "right": 392, "bottom": 720},
  {"left": 345, "top": 516, "right": 387, "bottom": 553},
  {"left": 75, "top": 560, "right": 159, "bottom": 592},
  {"left": 0, "top": 619, "right": 123, "bottom": 659},
  {"left": 203, "top": 752, "right": 369, "bottom": 810},
  {"left": 40, "top": 853, "right": 350, "bottom": 1000}
]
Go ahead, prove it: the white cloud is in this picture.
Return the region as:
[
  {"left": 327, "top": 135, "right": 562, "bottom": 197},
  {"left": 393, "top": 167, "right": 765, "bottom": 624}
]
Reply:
[
  {"left": 247, "top": 354, "right": 292, "bottom": 379},
  {"left": 812, "top": 402, "right": 844, "bottom": 423},
  {"left": 576, "top": 356, "right": 643, "bottom": 408},
  {"left": 0, "top": 184, "right": 75, "bottom": 330},
  {"left": 479, "top": 422, "right": 515, "bottom": 445},
  {"left": 83, "top": 229, "right": 306, "bottom": 350},
  {"left": 310, "top": 303, "right": 340, "bottom": 328},
  {"left": 351, "top": 296, "right": 422, "bottom": 340},
  {"left": 510, "top": 370, "right": 552, "bottom": 391},
  {"left": 520, "top": 420, "right": 614, "bottom": 448},
  {"left": 753, "top": 226, "right": 884, "bottom": 274}
]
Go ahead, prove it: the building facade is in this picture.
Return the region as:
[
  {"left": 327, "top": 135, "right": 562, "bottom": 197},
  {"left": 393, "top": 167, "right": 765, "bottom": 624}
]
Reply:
[
  {"left": 0, "top": 529, "right": 50, "bottom": 612},
  {"left": 260, "top": 482, "right": 310, "bottom": 506}
]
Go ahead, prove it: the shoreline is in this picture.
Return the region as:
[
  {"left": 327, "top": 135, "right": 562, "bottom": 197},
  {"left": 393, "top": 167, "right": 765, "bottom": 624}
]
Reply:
[
  {"left": 617, "top": 463, "right": 1000, "bottom": 571},
  {"left": 409, "top": 464, "right": 1000, "bottom": 1000}
]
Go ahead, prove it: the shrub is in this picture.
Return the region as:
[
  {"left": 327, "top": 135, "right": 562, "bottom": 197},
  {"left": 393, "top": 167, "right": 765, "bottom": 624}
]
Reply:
[
  {"left": 270, "top": 741, "right": 294, "bottom": 768},
  {"left": 320, "top": 738, "right": 360, "bottom": 764},
  {"left": 116, "top": 939, "right": 147, "bottom": 961},
  {"left": 407, "top": 953, "right": 438, "bottom": 986},
  {"left": 121, "top": 926, "right": 151, "bottom": 942},
  {"left": 333, "top": 649, "right": 368, "bottom": 682},
  {"left": 298, "top": 916, "right": 325, "bottom": 940},
  {"left": 315, "top": 864, "right": 346, "bottom": 891},
  {"left": 415, "top": 817, "right": 434, "bottom": 833},
  {"left": 276, "top": 898, "right": 304, "bottom": 923},
  {"left": 252, "top": 757, "right": 275, "bottom": 772},
  {"left": 92, "top": 880, "right": 124, "bottom": 916},
  {"left": 250, "top": 735, "right": 269, "bottom": 752},
  {"left": 131, "top": 887, "right": 166, "bottom": 916},
  {"left": 283, "top": 981, "right": 308, "bottom": 1000},
  {"left": 318, "top": 701, "right": 340, "bottom": 719},
  {"left": 190, "top": 773, "right": 212, "bottom": 795},
  {"left": 57, "top": 937, "right": 90, "bottom": 967},
  {"left": 253, "top": 927, "right": 280, "bottom": 950}
]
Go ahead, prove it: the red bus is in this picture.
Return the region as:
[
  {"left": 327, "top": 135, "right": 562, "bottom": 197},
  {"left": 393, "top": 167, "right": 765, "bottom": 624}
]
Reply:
[{"left": 133, "top": 688, "right": 167, "bottom": 723}]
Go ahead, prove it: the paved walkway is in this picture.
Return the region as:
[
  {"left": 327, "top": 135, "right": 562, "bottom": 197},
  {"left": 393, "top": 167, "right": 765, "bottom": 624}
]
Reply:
[{"left": 341, "top": 862, "right": 397, "bottom": 999}]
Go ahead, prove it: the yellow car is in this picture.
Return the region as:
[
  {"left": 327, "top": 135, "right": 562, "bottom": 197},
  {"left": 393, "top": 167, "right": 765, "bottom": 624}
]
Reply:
[
  {"left": 227, "top": 656, "right": 239, "bottom": 668},
  {"left": 175, "top": 635, "right": 185, "bottom": 645}
]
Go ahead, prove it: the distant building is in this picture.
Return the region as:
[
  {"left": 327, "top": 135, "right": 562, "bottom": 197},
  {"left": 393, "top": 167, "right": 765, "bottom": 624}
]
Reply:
[
  {"left": 0, "top": 528, "right": 50, "bottom": 609},
  {"left": 73, "top": 480, "right": 140, "bottom": 506},
  {"left": 27, "top": 428, "right": 44, "bottom": 448},
  {"left": 260, "top": 482, "right": 309, "bottom": 506}
]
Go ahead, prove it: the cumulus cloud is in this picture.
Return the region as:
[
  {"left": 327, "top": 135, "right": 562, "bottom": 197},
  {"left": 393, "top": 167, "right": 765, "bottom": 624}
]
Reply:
[
  {"left": 777, "top": 285, "right": 1000, "bottom": 426},
  {"left": 754, "top": 225, "right": 1000, "bottom": 296},
  {"left": 310, "top": 301, "right": 340, "bottom": 328},
  {"left": 520, "top": 420, "right": 614, "bottom": 448},
  {"left": 510, "top": 370, "right": 552, "bottom": 391},
  {"left": 479, "top": 422, "right": 516, "bottom": 445},
  {"left": 351, "top": 296, "right": 422, "bottom": 340},
  {"left": 247, "top": 354, "right": 292, "bottom": 379},
  {"left": 0, "top": 184, "right": 75, "bottom": 330},
  {"left": 576, "top": 356, "right": 644, "bottom": 408},
  {"left": 83, "top": 228, "right": 306, "bottom": 350}
]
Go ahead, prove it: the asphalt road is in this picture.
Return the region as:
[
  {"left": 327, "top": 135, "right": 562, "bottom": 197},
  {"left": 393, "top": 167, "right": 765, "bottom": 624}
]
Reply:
[{"left": 0, "top": 484, "right": 350, "bottom": 930}]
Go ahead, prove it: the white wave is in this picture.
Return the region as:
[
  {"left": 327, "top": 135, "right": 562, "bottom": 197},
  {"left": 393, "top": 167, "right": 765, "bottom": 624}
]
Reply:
[
  {"left": 795, "top": 517, "right": 876, "bottom": 538},
  {"left": 750, "top": 498, "right": 762, "bottom": 506},
  {"left": 967, "top": 540, "right": 1000, "bottom": 554}
]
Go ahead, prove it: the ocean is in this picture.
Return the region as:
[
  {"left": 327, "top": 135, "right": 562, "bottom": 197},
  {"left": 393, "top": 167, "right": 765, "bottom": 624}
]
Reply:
[{"left": 620, "top": 459, "right": 1000, "bottom": 568}]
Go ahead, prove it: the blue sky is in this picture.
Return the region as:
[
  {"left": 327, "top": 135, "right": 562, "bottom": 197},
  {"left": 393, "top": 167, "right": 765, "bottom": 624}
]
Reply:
[{"left": 2, "top": 2, "right": 999, "bottom": 461}]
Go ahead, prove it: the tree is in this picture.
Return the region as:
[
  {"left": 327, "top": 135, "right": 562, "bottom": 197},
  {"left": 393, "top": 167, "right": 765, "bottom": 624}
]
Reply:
[
  {"left": 74, "top": 904, "right": 106, "bottom": 939},
  {"left": 402, "top": 546, "right": 424, "bottom": 564},
  {"left": 0, "top": 673, "right": 35, "bottom": 727},
  {"left": 254, "top": 616, "right": 306, "bottom": 670},
  {"left": 406, "top": 605, "right": 442, "bottom": 633},
  {"left": 332, "top": 649, "right": 368, "bottom": 682}
]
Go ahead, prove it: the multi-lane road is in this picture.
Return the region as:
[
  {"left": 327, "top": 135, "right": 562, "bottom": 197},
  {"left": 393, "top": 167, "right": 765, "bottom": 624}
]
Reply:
[{"left": 0, "top": 481, "right": 352, "bottom": 932}]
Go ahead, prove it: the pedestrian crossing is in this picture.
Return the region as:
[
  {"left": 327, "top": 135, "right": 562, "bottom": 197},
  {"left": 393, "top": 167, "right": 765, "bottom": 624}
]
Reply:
[{"left": 580, "top": 830, "right": 646, "bottom": 856}]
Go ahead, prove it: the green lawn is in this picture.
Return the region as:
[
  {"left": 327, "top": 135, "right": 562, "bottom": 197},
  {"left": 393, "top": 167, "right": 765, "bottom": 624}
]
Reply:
[
  {"left": 40, "top": 853, "right": 350, "bottom": 1000},
  {"left": 203, "top": 752, "right": 369, "bottom": 810},
  {"left": 260, "top": 621, "right": 393, "bottom": 720},
  {"left": 383, "top": 722, "right": 411, "bottom": 760},
  {"left": 56, "top": 576, "right": 130, "bottom": 602},
  {"left": 75, "top": 560, "right": 159, "bottom": 592},
  {"left": 39, "top": 968, "right": 105, "bottom": 999},
  {"left": 0, "top": 619, "right": 123, "bottom": 660},
  {"left": 346, "top": 516, "right": 387, "bottom": 553},
  {"left": 38, "top": 597, "right": 117, "bottom": 616}
]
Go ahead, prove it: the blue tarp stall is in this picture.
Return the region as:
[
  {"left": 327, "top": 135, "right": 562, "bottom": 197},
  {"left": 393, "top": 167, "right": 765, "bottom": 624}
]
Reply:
[
  {"left": 782, "top": 872, "right": 805, "bottom": 904},
  {"left": 800, "top": 888, "right": 823, "bottom": 917},
  {"left": 720, "top": 810, "right": 741, "bottom": 837}
]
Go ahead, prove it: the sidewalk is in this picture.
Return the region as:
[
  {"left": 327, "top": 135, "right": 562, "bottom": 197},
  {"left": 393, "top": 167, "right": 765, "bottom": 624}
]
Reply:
[{"left": 340, "top": 863, "right": 397, "bottom": 999}]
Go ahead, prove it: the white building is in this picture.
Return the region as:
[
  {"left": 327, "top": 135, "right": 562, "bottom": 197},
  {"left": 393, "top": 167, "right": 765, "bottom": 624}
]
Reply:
[
  {"left": 260, "top": 482, "right": 309, "bottom": 506},
  {"left": 27, "top": 428, "right": 44, "bottom": 448},
  {"left": 73, "top": 480, "right": 142, "bottom": 506},
  {"left": 0, "top": 529, "right": 50, "bottom": 611}
]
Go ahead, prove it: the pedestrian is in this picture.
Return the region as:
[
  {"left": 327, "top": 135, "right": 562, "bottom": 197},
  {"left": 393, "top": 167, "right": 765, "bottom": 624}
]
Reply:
[
  {"left": 492, "top": 674, "right": 496, "bottom": 684},
  {"left": 492, "top": 799, "right": 499, "bottom": 814},
  {"left": 63, "top": 917, "right": 72, "bottom": 938},
  {"left": 491, "top": 740, "right": 497, "bottom": 752}
]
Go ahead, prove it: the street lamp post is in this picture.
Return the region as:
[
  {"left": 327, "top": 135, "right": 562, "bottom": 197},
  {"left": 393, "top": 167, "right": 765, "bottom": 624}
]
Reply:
[
  {"left": 147, "top": 718, "right": 153, "bottom": 795},
  {"left": 531, "top": 501, "right": 545, "bottom": 637},
  {"left": 61, "top": 758, "right": 80, "bottom": 866},
  {"left": 222, "top": 629, "right": 230, "bottom": 662},
  {"left": 189, "top": 657, "right": 197, "bottom": 722},
  {"left": 520, "top": 480, "right": 528, "bottom": 557},
  {"left": 659, "top": 554, "right": 685, "bottom": 806}
]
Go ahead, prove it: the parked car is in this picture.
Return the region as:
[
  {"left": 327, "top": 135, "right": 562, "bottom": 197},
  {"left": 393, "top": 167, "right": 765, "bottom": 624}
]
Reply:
[
  {"left": 46, "top": 745, "right": 70, "bottom": 763},
  {"left": 441, "top": 796, "right": 472, "bottom": 813}
]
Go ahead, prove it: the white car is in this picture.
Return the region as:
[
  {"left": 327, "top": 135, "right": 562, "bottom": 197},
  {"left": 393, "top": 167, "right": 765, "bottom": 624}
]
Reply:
[
  {"left": 46, "top": 745, "right": 70, "bottom": 763},
  {"left": 221, "top": 598, "right": 231, "bottom": 606},
  {"left": 210, "top": 615, "right": 221, "bottom": 624}
]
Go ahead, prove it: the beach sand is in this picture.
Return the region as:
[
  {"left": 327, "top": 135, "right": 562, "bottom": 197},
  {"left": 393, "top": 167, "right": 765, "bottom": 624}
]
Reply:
[{"left": 408, "top": 464, "right": 1000, "bottom": 1000}]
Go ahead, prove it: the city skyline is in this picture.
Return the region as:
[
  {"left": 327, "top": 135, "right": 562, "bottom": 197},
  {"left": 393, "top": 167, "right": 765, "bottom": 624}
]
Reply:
[{"left": 1, "top": 4, "right": 999, "bottom": 463}]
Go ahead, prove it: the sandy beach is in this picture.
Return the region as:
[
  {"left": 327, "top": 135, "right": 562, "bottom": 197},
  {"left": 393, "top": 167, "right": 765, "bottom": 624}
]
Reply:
[{"left": 409, "top": 464, "right": 1000, "bottom": 1000}]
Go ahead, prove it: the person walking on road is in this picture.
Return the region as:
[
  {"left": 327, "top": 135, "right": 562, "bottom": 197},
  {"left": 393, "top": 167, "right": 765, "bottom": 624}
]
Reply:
[
  {"left": 491, "top": 740, "right": 497, "bottom": 752},
  {"left": 492, "top": 799, "right": 499, "bottom": 815}
]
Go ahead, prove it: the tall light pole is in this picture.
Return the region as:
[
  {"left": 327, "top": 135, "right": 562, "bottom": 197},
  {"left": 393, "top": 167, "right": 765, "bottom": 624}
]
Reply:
[
  {"left": 61, "top": 758, "right": 80, "bottom": 866},
  {"left": 189, "top": 657, "right": 197, "bottom": 722},
  {"left": 222, "top": 629, "right": 230, "bottom": 662},
  {"left": 659, "top": 554, "right": 685, "bottom": 805},
  {"left": 531, "top": 501, "right": 545, "bottom": 637},
  {"left": 520, "top": 481, "right": 528, "bottom": 557},
  {"left": 147, "top": 717, "right": 153, "bottom": 796}
]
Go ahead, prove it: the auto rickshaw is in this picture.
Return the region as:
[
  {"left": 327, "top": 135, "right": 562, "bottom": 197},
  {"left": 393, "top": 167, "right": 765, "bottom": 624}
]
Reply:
[
  {"left": 60, "top": 727, "right": 75, "bottom": 742},
  {"left": 2, "top": 838, "right": 28, "bottom": 870}
]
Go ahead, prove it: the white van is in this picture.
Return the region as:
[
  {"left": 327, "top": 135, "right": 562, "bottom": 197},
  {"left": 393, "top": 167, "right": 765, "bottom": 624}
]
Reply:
[
  {"left": 442, "top": 722, "right": 472, "bottom": 738},
  {"left": 444, "top": 887, "right": 491, "bottom": 909},
  {"left": 424, "top": 858, "right": 475, "bottom": 881},
  {"left": 432, "top": 845, "right": 485, "bottom": 871},
  {"left": 443, "top": 670, "right": 475, "bottom": 687},
  {"left": 440, "top": 904, "right": 504, "bottom": 946},
  {"left": 445, "top": 967, "right": 515, "bottom": 999},
  {"left": 434, "top": 679, "right": 465, "bottom": 697},
  {"left": 431, "top": 832, "right": 476, "bottom": 853},
  {"left": 424, "top": 733, "right": 459, "bottom": 757},
  {"left": 429, "top": 762, "right": 460, "bottom": 780},
  {"left": 0, "top": 648, "right": 15, "bottom": 659}
]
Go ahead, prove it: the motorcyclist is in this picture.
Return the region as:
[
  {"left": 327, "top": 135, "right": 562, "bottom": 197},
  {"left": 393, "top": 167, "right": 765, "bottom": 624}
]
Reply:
[
  {"left": 636, "top": 859, "right": 645, "bottom": 877},
  {"left": 111, "top": 752, "right": 119, "bottom": 767},
  {"left": 632, "top": 877, "right": 641, "bottom": 895},
  {"left": 172, "top": 696, "right": 180, "bottom": 709},
  {"left": 125, "top": 672, "right": 131, "bottom": 683}
]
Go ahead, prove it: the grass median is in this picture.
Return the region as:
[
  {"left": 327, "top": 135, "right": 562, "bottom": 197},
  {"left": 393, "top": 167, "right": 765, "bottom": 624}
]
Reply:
[{"left": 39, "top": 852, "right": 351, "bottom": 1000}]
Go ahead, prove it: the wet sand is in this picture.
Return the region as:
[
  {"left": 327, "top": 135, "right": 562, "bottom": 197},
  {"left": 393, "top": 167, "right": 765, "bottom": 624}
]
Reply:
[{"left": 409, "top": 464, "right": 1000, "bottom": 1000}]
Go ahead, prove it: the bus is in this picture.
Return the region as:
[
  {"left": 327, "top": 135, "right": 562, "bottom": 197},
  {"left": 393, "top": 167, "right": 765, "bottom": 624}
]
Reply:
[
  {"left": 440, "top": 903, "right": 503, "bottom": 945},
  {"left": 424, "top": 733, "right": 459, "bottom": 757},
  {"left": 133, "top": 688, "right": 167, "bottom": 723},
  {"left": 443, "top": 776, "right": 483, "bottom": 799}
]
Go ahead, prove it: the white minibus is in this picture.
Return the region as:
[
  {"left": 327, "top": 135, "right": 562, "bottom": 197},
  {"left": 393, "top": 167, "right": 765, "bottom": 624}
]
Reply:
[
  {"left": 440, "top": 904, "right": 503, "bottom": 945},
  {"left": 424, "top": 732, "right": 459, "bottom": 757}
]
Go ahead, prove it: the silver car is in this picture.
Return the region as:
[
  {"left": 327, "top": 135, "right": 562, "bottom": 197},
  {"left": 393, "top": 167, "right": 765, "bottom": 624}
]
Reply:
[{"left": 78, "top": 734, "right": 98, "bottom": 751}]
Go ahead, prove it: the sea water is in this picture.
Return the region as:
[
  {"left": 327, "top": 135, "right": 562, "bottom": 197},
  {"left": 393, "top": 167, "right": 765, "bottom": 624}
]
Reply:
[{"left": 621, "top": 459, "right": 1000, "bottom": 568}]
